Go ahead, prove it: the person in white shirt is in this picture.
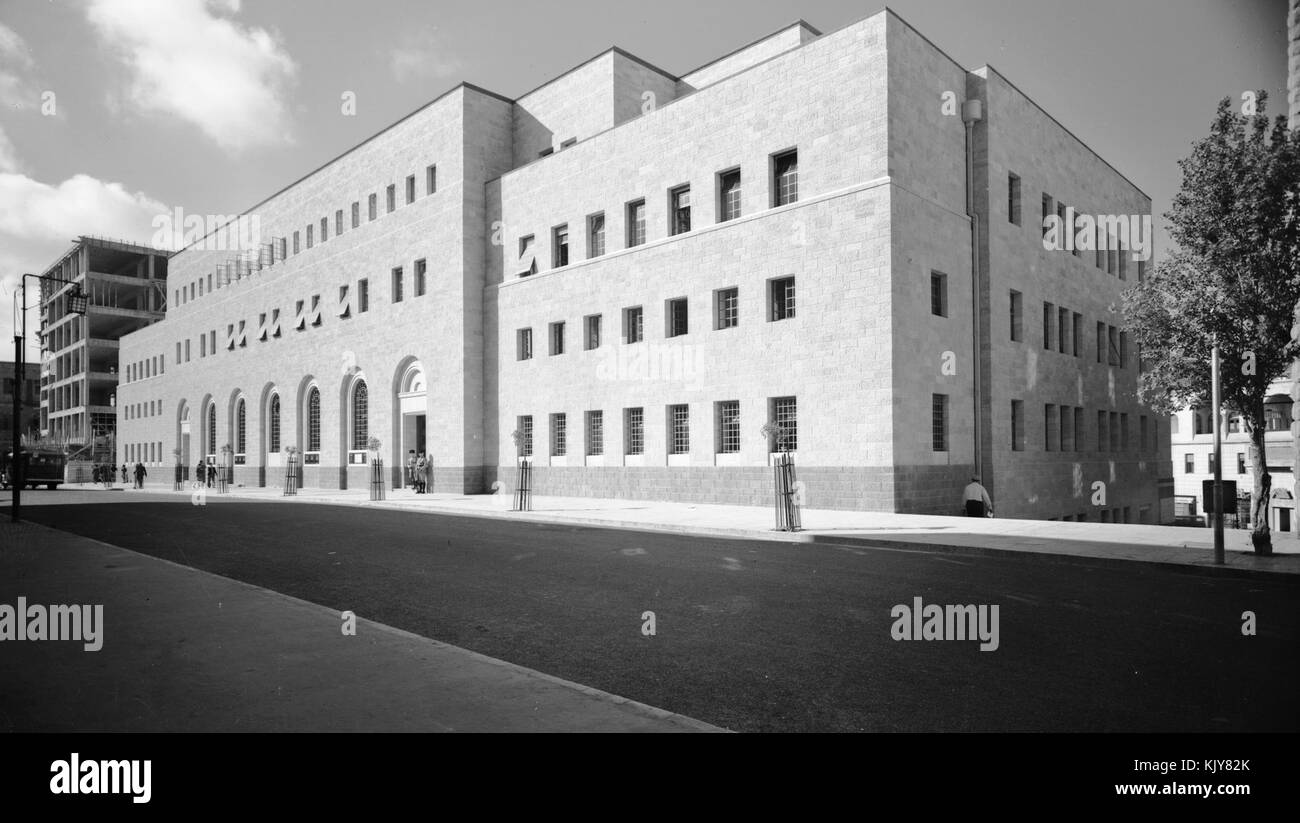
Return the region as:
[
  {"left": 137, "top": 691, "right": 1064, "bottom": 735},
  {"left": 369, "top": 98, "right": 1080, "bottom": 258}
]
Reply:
[{"left": 963, "top": 476, "right": 993, "bottom": 517}]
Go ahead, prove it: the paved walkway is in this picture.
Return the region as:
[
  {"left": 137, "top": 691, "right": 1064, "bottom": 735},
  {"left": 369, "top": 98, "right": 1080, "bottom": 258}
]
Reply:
[
  {"left": 100, "top": 478, "right": 1300, "bottom": 576},
  {"left": 0, "top": 519, "right": 720, "bottom": 732}
]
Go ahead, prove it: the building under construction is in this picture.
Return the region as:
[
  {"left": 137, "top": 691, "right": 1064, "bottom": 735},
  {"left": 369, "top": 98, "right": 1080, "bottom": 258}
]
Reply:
[{"left": 37, "top": 236, "right": 170, "bottom": 462}]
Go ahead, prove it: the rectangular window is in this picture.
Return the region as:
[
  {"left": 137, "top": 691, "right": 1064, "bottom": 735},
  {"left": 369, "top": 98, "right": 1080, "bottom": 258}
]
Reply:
[
  {"left": 771, "top": 396, "right": 797, "bottom": 452},
  {"left": 1237, "top": 452, "right": 1246, "bottom": 474},
  {"left": 586, "top": 410, "right": 604, "bottom": 456},
  {"left": 336, "top": 209, "right": 343, "bottom": 235},
  {"left": 1044, "top": 404, "right": 1058, "bottom": 451},
  {"left": 550, "top": 413, "right": 566, "bottom": 456},
  {"left": 1043, "top": 302, "right": 1054, "bottom": 350},
  {"left": 584, "top": 314, "right": 601, "bottom": 350},
  {"left": 715, "top": 287, "right": 739, "bottom": 330},
  {"left": 553, "top": 224, "right": 569, "bottom": 268},
  {"left": 770, "top": 276, "right": 796, "bottom": 321},
  {"left": 1010, "top": 290, "right": 1023, "bottom": 341},
  {"left": 667, "top": 298, "right": 688, "bottom": 338},
  {"left": 176, "top": 341, "right": 181, "bottom": 364},
  {"left": 1072, "top": 312, "right": 1082, "bottom": 357},
  {"left": 358, "top": 278, "right": 369, "bottom": 313},
  {"left": 406, "top": 174, "right": 415, "bottom": 204},
  {"left": 1098, "top": 410, "right": 1108, "bottom": 452},
  {"left": 1061, "top": 404, "right": 1073, "bottom": 451},
  {"left": 352, "top": 201, "right": 360, "bottom": 228},
  {"left": 321, "top": 217, "right": 328, "bottom": 243},
  {"left": 1096, "top": 321, "right": 1106, "bottom": 363},
  {"left": 1074, "top": 407, "right": 1084, "bottom": 452},
  {"left": 1042, "top": 193, "right": 1054, "bottom": 239},
  {"left": 1119, "top": 331, "right": 1129, "bottom": 368},
  {"left": 626, "top": 200, "right": 646, "bottom": 247},
  {"left": 931, "top": 272, "right": 948, "bottom": 318},
  {"left": 306, "top": 224, "right": 314, "bottom": 249},
  {"left": 386, "top": 184, "right": 396, "bottom": 213},
  {"left": 1072, "top": 210, "right": 1083, "bottom": 257},
  {"left": 1118, "top": 241, "right": 1128, "bottom": 280},
  {"left": 201, "top": 334, "right": 206, "bottom": 357},
  {"left": 719, "top": 169, "right": 741, "bottom": 222},
  {"left": 1108, "top": 325, "right": 1121, "bottom": 366},
  {"left": 293, "top": 231, "right": 300, "bottom": 254},
  {"left": 185, "top": 340, "right": 190, "bottom": 361},
  {"left": 773, "top": 150, "right": 798, "bottom": 207},
  {"left": 717, "top": 400, "right": 741, "bottom": 453},
  {"left": 1011, "top": 399, "right": 1024, "bottom": 451},
  {"left": 668, "top": 404, "right": 690, "bottom": 455},
  {"left": 1109, "top": 411, "right": 1120, "bottom": 452},
  {"left": 1137, "top": 258, "right": 1146, "bottom": 284},
  {"left": 624, "top": 306, "right": 644, "bottom": 344},
  {"left": 549, "top": 321, "right": 565, "bottom": 355},
  {"left": 625, "top": 407, "right": 644, "bottom": 455},
  {"left": 1140, "top": 415, "right": 1149, "bottom": 451},
  {"left": 671, "top": 185, "right": 691, "bottom": 235},
  {"left": 518, "top": 416, "right": 533, "bottom": 457},
  {"left": 1096, "top": 225, "right": 1105, "bottom": 269},
  {"left": 517, "top": 328, "right": 533, "bottom": 360},
  {"left": 588, "top": 213, "right": 606, "bottom": 258},
  {"left": 368, "top": 193, "right": 377, "bottom": 221},
  {"left": 391, "top": 267, "right": 403, "bottom": 303},
  {"left": 1058, "top": 306, "right": 1069, "bottom": 353},
  {"left": 932, "top": 394, "right": 949, "bottom": 452},
  {"left": 426, "top": 164, "right": 437, "bottom": 195},
  {"left": 414, "top": 259, "right": 427, "bottom": 296},
  {"left": 1120, "top": 413, "right": 1130, "bottom": 451},
  {"left": 1008, "top": 173, "right": 1021, "bottom": 225}
]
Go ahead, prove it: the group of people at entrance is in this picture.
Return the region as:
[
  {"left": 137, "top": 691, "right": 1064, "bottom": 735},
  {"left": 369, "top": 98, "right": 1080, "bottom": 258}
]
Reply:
[
  {"left": 194, "top": 460, "right": 218, "bottom": 488},
  {"left": 92, "top": 463, "right": 147, "bottom": 488},
  {"left": 406, "top": 451, "right": 432, "bottom": 493}
]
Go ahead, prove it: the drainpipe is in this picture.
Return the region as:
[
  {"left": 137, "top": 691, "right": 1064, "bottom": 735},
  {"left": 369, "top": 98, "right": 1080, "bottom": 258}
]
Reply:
[{"left": 962, "top": 99, "right": 984, "bottom": 480}]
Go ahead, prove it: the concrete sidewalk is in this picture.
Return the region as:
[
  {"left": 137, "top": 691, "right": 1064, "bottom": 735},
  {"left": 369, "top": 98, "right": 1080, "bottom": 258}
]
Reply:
[
  {"left": 0, "top": 519, "right": 721, "bottom": 732},
  {"left": 106, "top": 478, "right": 1300, "bottom": 576}
]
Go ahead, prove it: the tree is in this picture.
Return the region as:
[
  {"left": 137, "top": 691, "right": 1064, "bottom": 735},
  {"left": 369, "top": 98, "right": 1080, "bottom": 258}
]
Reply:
[{"left": 1123, "top": 93, "right": 1300, "bottom": 554}]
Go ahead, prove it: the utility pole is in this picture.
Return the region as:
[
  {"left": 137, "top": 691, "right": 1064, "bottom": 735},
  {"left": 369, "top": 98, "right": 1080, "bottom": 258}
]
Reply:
[{"left": 1211, "top": 344, "right": 1225, "bottom": 564}]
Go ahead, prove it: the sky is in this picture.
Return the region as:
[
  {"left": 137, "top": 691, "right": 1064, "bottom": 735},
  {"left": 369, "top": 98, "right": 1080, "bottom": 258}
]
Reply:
[{"left": 0, "top": 0, "right": 1291, "bottom": 362}]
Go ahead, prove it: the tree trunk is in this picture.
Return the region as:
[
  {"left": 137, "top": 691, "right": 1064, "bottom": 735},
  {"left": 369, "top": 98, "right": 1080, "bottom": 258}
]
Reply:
[{"left": 1247, "top": 415, "right": 1273, "bottom": 555}]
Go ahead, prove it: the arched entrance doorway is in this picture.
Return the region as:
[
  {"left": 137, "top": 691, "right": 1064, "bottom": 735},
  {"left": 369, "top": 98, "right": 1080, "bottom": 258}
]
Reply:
[
  {"left": 177, "top": 401, "right": 191, "bottom": 480},
  {"left": 397, "top": 361, "right": 426, "bottom": 489}
]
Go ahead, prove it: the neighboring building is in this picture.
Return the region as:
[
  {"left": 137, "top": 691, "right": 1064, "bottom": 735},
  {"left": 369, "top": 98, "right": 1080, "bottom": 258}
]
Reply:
[
  {"left": 37, "top": 237, "right": 170, "bottom": 461},
  {"left": 114, "top": 9, "right": 1169, "bottom": 518},
  {"left": 1169, "top": 379, "right": 1296, "bottom": 534},
  {"left": 1, "top": 361, "right": 41, "bottom": 446}
]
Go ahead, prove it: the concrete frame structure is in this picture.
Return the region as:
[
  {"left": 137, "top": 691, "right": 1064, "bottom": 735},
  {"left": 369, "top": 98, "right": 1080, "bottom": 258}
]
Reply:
[
  {"left": 115, "top": 9, "right": 1169, "bottom": 519},
  {"left": 37, "top": 237, "right": 169, "bottom": 461}
]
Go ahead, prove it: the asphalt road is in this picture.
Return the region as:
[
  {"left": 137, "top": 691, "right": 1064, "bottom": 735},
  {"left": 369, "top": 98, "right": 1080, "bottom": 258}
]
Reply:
[{"left": 11, "top": 493, "right": 1300, "bottom": 732}]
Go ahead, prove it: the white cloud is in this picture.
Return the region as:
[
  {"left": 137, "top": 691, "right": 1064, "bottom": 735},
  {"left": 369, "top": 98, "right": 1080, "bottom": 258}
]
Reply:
[
  {"left": 86, "top": 0, "right": 297, "bottom": 152},
  {"left": 391, "top": 28, "right": 462, "bottom": 83},
  {"left": 0, "top": 21, "right": 38, "bottom": 109}
]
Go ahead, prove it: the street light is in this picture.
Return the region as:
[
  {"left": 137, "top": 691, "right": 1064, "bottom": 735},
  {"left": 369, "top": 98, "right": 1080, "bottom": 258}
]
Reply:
[{"left": 11, "top": 274, "right": 89, "bottom": 522}]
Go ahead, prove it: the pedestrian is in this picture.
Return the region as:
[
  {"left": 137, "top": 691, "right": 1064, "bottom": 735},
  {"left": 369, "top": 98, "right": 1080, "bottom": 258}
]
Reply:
[
  {"left": 121, "top": 464, "right": 128, "bottom": 484},
  {"left": 415, "top": 453, "right": 427, "bottom": 493},
  {"left": 134, "top": 462, "right": 147, "bottom": 489},
  {"left": 423, "top": 451, "right": 433, "bottom": 494},
  {"left": 406, "top": 449, "right": 416, "bottom": 491},
  {"left": 206, "top": 462, "right": 216, "bottom": 488},
  {"left": 196, "top": 459, "right": 205, "bottom": 487},
  {"left": 92, "top": 464, "right": 101, "bottom": 484},
  {"left": 962, "top": 475, "right": 993, "bottom": 517}
]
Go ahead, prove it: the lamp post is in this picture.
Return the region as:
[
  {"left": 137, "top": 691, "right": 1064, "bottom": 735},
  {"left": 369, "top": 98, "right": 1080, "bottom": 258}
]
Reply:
[
  {"left": 11, "top": 274, "right": 87, "bottom": 523},
  {"left": 1211, "top": 344, "right": 1225, "bottom": 564}
]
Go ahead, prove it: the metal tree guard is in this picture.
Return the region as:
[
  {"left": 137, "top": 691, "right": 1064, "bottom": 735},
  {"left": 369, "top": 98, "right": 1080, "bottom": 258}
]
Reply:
[
  {"left": 762, "top": 422, "right": 802, "bottom": 532},
  {"left": 218, "top": 445, "right": 231, "bottom": 494},
  {"left": 511, "top": 429, "right": 531, "bottom": 511},
  {"left": 283, "top": 446, "right": 299, "bottom": 496},
  {"left": 368, "top": 436, "right": 385, "bottom": 501}
]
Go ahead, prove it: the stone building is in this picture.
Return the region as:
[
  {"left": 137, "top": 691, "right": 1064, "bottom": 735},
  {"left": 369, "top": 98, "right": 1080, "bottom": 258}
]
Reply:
[{"left": 114, "top": 9, "right": 1169, "bottom": 518}]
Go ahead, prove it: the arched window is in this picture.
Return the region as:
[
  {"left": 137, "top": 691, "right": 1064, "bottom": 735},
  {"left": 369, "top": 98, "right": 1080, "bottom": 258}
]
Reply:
[
  {"left": 307, "top": 388, "right": 321, "bottom": 452},
  {"left": 235, "top": 398, "right": 246, "bottom": 454},
  {"left": 207, "top": 404, "right": 216, "bottom": 455},
  {"left": 352, "top": 380, "right": 368, "bottom": 450},
  {"left": 269, "top": 394, "right": 281, "bottom": 453}
]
